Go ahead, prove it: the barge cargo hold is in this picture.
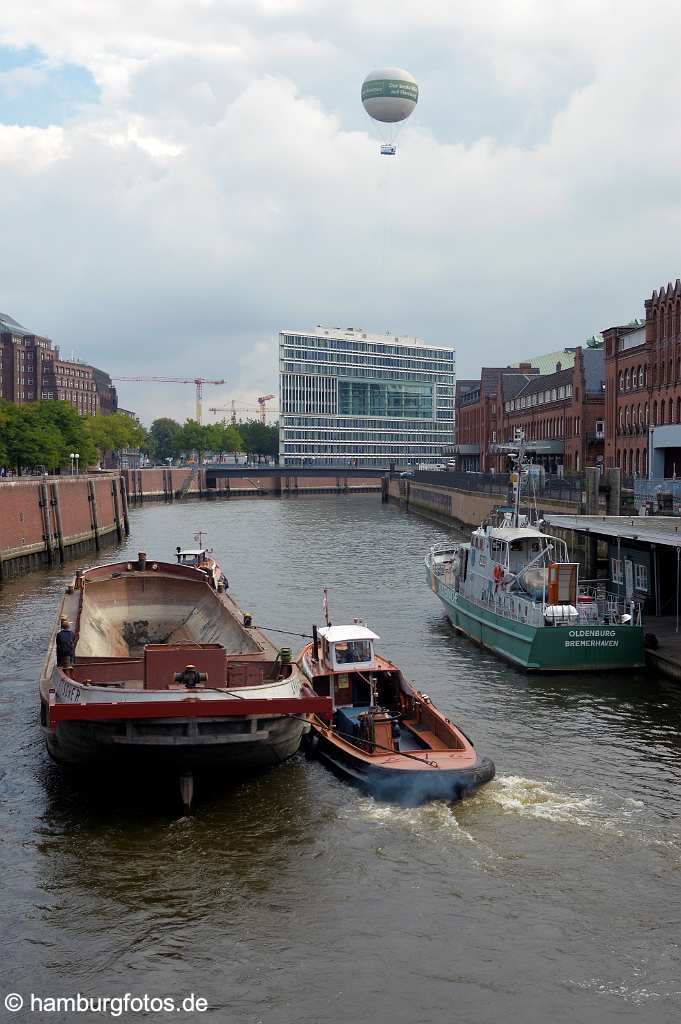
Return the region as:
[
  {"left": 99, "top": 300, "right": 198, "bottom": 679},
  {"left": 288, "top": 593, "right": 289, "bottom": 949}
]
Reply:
[{"left": 39, "top": 553, "right": 330, "bottom": 804}]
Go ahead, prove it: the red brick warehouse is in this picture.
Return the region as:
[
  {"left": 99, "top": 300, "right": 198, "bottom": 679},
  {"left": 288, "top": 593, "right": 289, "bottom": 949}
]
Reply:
[
  {"left": 454, "top": 348, "right": 605, "bottom": 475},
  {"left": 603, "top": 278, "right": 681, "bottom": 478}
]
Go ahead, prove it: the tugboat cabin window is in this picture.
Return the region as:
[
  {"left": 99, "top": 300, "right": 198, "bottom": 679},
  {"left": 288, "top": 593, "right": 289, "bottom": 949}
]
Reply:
[
  {"left": 335, "top": 640, "right": 372, "bottom": 664},
  {"left": 319, "top": 625, "right": 379, "bottom": 672},
  {"left": 177, "top": 548, "right": 207, "bottom": 567}
]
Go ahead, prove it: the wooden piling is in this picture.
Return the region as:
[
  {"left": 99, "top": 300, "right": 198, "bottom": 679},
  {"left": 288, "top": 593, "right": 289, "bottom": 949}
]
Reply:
[
  {"left": 111, "top": 477, "right": 123, "bottom": 541},
  {"left": 51, "top": 481, "right": 65, "bottom": 562},
  {"left": 119, "top": 475, "right": 130, "bottom": 534},
  {"left": 87, "top": 479, "right": 101, "bottom": 550},
  {"left": 39, "top": 481, "right": 54, "bottom": 566}
]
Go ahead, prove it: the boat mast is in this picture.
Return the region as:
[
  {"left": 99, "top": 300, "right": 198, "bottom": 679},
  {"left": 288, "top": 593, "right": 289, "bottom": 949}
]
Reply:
[{"left": 510, "top": 429, "right": 527, "bottom": 528}]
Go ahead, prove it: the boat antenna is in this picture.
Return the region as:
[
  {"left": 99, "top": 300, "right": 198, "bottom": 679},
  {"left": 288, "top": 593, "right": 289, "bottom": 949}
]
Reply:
[
  {"left": 193, "top": 530, "right": 207, "bottom": 548},
  {"left": 323, "top": 588, "right": 331, "bottom": 627},
  {"left": 529, "top": 464, "right": 539, "bottom": 525},
  {"left": 510, "top": 429, "right": 527, "bottom": 528}
]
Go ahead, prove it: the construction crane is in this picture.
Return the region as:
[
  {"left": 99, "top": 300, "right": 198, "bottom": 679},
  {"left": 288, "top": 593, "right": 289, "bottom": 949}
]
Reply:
[
  {"left": 209, "top": 401, "right": 260, "bottom": 425},
  {"left": 257, "top": 395, "right": 276, "bottom": 424},
  {"left": 210, "top": 396, "right": 277, "bottom": 425},
  {"left": 111, "top": 376, "right": 225, "bottom": 425}
]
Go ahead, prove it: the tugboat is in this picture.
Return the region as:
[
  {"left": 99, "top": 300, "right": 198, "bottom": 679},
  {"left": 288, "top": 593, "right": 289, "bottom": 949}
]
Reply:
[
  {"left": 298, "top": 620, "right": 494, "bottom": 804},
  {"left": 174, "top": 539, "right": 227, "bottom": 592},
  {"left": 425, "top": 440, "right": 646, "bottom": 672},
  {"left": 40, "top": 549, "right": 330, "bottom": 810}
]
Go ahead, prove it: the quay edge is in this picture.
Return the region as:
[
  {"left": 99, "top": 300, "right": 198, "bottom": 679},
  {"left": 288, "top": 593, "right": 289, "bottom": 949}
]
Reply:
[{"left": 0, "top": 475, "right": 128, "bottom": 581}]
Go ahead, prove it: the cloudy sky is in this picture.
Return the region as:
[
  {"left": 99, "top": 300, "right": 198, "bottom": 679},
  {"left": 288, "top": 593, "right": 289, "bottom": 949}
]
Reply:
[{"left": 1, "top": 0, "right": 680, "bottom": 423}]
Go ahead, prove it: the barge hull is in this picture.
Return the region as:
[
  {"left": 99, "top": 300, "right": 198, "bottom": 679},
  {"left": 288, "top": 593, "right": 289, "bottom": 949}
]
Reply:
[{"left": 44, "top": 713, "right": 306, "bottom": 770}]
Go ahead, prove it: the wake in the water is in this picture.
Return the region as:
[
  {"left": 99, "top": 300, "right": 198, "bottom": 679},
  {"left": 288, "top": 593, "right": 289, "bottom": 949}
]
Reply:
[{"left": 478, "top": 775, "right": 680, "bottom": 857}]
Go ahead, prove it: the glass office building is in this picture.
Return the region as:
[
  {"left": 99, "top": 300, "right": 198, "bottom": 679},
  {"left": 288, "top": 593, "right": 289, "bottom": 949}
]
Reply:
[{"left": 279, "top": 327, "right": 455, "bottom": 466}]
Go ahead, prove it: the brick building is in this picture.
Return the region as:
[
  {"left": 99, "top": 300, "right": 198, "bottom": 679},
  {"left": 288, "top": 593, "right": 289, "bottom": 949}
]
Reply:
[
  {"left": 455, "top": 347, "right": 605, "bottom": 475},
  {"left": 455, "top": 367, "right": 537, "bottom": 471},
  {"left": 495, "top": 347, "right": 605, "bottom": 474},
  {"left": 603, "top": 279, "right": 681, "bottom": 478},
  {"left": 0, "top": 312, "right": 117, "bottom": 416}
]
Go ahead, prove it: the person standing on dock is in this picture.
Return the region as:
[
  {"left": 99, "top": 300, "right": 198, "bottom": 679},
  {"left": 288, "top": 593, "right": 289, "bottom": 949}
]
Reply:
[{"left": 56, "top": 618, "right": 76, "bottom": 668}]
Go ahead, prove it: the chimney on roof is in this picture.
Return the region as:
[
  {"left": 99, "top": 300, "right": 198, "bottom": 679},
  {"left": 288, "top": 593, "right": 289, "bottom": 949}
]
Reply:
[
  {"left": 556, "top": 361, "right": 562, "bottom": 371},
  {"left": 518, "top": 362, "right": 532, "bottom": 372}
]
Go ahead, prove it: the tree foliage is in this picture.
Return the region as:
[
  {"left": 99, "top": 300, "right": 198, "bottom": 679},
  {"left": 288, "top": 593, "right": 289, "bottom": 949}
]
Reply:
[
  {"left": 237, "top": 420, "right": 278, "bottom": 461},
  {"left": 148, "top": 417, "right": 184, "bottom": 461},
  {"left": 140, "top": 415, "right": 276, "bottom": 463},
  {"left": 84, "top": 411, "right": 147, "bottom": 458},
  {"left": 0, "top": 401, "right": 150, "bottom": 474},
  {"left": 0, "top": 399, "right": 102, "bottom": 473}
]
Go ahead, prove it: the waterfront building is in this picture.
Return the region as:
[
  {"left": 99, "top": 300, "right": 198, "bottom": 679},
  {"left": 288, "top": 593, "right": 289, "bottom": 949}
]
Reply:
[
  {"left": 0, "top": 312, "right": 117, "bottom": 415},
  {"left": 278, "top": 327, "right": 455, "bottom": 466},
  {"left": 603, "top": 279, "right": 681, "bottom": 479},
  {"left": 455, "top": 366, "right": 538, "bottom": 472},
  {"left": 497, "top": 347, "right": 605, "bottom": 474},
  {"left": 454, "top": 347, "right": 605, "bottom": 475}
]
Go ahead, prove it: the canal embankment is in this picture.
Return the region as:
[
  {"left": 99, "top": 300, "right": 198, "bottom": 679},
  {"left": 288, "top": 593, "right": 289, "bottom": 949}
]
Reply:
[
  {"left": 386, "top": 474, "right": 581, "bottom": 529},
  {"left": 0, "top": 474, "right": 129, "bottom": 579},
  {"left": 122, "top": 466, "right": 384, "bottom": 503}
]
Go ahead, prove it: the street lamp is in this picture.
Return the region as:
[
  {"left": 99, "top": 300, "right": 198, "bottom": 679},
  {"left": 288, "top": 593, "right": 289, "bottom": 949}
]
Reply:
[
  {"left": 70, "top": 452, "right": 80, "bottom": 475},
  {"left": 75, "top": 453, "right": 80, "bottom": 475}
]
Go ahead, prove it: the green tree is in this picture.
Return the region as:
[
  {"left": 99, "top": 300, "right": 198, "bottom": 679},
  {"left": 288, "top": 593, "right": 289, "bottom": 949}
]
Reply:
[
  {"left": 237, "top": 420, "right": 278, "bottom": 463},
  {"left": 3, "top": 404, "right": 63, "bottom": 473},
  {"left": 208, "top": 421, "right": 243, "bottom": 458},
  {"left": 35, "top": 400, "right": 97, "bottom": 468},
  {"left": 149, "top": 417, "right": 183, "bottom": 462},
  {"left": 178, "top": 419, "right": 211, "bottom": 462},
  {"left": 84, "top": 411, "right": 147, "bottom": 461}
]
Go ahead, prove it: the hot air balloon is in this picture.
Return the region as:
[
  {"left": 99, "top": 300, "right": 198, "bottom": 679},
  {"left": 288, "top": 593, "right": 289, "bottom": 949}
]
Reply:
[{"left": 361, "top": 67, "right": 419, "bottom": 155}]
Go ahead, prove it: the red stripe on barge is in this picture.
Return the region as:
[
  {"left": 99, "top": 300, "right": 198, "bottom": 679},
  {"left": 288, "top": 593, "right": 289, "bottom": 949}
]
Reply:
[{"left": 48, "top": 692, "right": 331, "bottom": 727}]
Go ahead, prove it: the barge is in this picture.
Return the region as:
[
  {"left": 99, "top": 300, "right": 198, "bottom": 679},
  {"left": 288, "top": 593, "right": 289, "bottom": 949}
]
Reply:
[{"left": 40, "top": 550, "right": 330, "bottom": 808}]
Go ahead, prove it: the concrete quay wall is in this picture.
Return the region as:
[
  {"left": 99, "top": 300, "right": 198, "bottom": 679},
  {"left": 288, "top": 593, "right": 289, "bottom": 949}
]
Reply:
[
  {"left": 0, "top": 475, "right": 128, "bottom": 580},
  {"left": 122, "top": 467, "right": 383, "bottom": 502},
  {"left": 387, "top": 477, "right": 579, "bottom": 529}
]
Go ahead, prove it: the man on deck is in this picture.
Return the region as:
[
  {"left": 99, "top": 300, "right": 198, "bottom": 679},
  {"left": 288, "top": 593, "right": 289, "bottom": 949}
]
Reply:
[{"left": 56, "top": 618, "right": 76, "bottom": 668}]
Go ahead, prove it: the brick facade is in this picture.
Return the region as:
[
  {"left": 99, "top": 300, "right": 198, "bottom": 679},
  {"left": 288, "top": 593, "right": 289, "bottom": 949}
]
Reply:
[
  {"left": 455, "top": 348, "right": 605, "bottom": 475},
  {"left": 603, "top": 279, "right": 681, "bottom": 477},
  {"left": 455, "top": 367, "right": 536, "bottom": 472},
  {"left": 496, "top": 347, "right": 605, "bottom": 473},
  {"left": 0, "top": 312, "right": 117, "bottom": 416}
]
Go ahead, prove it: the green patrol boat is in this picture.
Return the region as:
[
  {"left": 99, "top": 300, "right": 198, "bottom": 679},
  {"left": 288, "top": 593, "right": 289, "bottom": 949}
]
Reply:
[{"left": 424, "top": 452, "right": 645, "bottom": 672}]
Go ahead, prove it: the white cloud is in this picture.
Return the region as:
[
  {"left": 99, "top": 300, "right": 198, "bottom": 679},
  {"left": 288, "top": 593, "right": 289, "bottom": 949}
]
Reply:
[
  {"left": 0, "top": 0, "right": 680, "bottom": 422},
  {"left": 0, "top": 123, "right": 68, "bottom": 166}
]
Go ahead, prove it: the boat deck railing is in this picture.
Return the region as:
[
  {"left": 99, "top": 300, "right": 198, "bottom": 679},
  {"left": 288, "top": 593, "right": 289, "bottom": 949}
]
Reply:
[
  {"left": 432, "top": 568, "right": 642, "bottom": 628},
  {"left": 578, "top": 580, "right": 643, "bottom": 625}
]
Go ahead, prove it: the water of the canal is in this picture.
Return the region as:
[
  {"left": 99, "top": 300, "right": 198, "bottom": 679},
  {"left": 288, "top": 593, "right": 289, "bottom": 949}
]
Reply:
[{"left": 2, "top": 494, "right": 680, "bottom": 1023}]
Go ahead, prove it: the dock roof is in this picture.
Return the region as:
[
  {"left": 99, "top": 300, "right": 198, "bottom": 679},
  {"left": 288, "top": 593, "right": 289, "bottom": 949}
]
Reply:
[{"left": 544, "top": 515, "right": 681, "bottom": 548}]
